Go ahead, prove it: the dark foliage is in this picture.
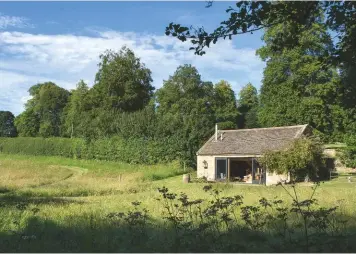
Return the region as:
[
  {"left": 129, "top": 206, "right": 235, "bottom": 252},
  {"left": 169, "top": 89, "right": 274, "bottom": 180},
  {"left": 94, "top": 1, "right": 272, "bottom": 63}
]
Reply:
[
  {"left": 0, "top": 111, "right": 17, "bottom": 137},
  {"left": 2, "top": 183, "right": 354, "bottom": 252}
]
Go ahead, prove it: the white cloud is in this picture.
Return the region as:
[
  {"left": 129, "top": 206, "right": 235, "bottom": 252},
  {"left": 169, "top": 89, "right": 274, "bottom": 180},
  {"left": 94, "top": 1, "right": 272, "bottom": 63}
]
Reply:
[
  {"left": 0, "top": 69, "right": 73, "bottom": 114},
  {"left": 0, "top": 13, "right": 33, "bottom": 29},
  {"left": 0, "top": 29, "right": 264, "bottom": 115}
]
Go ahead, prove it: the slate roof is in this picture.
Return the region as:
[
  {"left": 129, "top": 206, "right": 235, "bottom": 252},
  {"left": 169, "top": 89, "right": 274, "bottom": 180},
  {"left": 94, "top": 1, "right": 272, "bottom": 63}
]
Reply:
[{"left": 197, "top": 124, "right": 309, "bottom": 156}]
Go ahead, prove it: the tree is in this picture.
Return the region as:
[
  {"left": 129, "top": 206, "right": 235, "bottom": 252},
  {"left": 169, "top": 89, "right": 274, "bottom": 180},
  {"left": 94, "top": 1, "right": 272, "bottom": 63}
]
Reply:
[
  {"left": 237, "top": 83, "right": 259, "bottom": 129},
  {"left": 165, "top": 1, "right": 356, "bottom": 138},
  {"left": 15, "top": 83, "right": 45, "bottom": 137},
  {"left": 244, "top": 107, "right": 260, "bottom": 129},
  {"left": 0, "top": 111, "right": 17, "bottom": 137},
  {"left": 72, "top": 47, "right": 155, "bottom": 139},
  {"left": 109, "top": 101, "right": 158, "bottom": 139},
  {"left": 326, "top": 2, "right": 356, "bottom": 116},
  {"left": 155, "top": 65, "right": 216, "bottom": 165},
  {"left": 328, "top": 2, "right": 356, "bottom": 137},
  {"left": 257, "top": 15, "right": 346, "bottom": 141},
  {"left": 165, "top": 1, "right": 355, "bottom": 61},
  {"left": 93, "top": 47, "right": 154, "bottom": 112},
  {"left": 38, "top": 83, "right": 70, "bottom": 137},
  {"left": 259, "top": 138, "right": 325, "bottom": 182},
  {"left": 62, "top": 80, "right": 89, "bottom": 138},
  {"left": 212, "top": 80, "right": 239, "bottom": 129},
  {"left": 15, "top": 82, "right": 70, "bottom": 137},
  {"left": 15, "top": 109, "right": 39, "bottom": 137},
  {"left": 340, "top": 134, "right": 356, "bottom": 168}
]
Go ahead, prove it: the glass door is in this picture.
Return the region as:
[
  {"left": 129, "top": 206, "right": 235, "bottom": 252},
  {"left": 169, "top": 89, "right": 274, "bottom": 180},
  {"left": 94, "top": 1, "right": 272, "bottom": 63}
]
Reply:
[
  {"left": 252, "top": 158, "right": 264, "bottom": 184},
  {"left": 216, "top": 158, "right": 227, "bottom": 180}
]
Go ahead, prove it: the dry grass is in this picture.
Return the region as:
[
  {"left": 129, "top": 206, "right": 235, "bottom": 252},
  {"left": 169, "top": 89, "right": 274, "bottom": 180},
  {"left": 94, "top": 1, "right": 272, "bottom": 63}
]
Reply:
[{"left": 0, "top": 160, "right": 73, "bottom": 189}]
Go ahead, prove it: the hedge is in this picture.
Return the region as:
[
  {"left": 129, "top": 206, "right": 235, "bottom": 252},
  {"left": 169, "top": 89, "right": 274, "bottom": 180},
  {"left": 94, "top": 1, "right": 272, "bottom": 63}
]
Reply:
[{"left": 0, "top": 136, "right": 182, "bottom": 164}]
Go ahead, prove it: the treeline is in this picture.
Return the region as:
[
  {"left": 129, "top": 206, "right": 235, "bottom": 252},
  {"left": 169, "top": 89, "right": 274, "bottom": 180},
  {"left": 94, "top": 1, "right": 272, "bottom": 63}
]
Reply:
[
  {"left": 0, "top": 48, "right": 251, "bottom": 165},
  {"left": 1, "top": 12, "right": 356, "bottom": 166}
]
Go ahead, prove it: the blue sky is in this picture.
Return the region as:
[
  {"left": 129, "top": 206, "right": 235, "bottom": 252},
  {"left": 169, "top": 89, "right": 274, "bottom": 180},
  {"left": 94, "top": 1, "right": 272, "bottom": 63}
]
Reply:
[{"left": 0, "top": 2, "right": 265, "bottom": 115}]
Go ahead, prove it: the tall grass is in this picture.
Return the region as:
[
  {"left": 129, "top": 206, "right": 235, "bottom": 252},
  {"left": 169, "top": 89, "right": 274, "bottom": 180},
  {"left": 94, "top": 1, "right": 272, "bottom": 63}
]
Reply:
[
  {"left": 0, "top": 154, "right": 192, "bottom": 197},
  {"left": 0, "top": 154, "right": 356, "bottom": 252}
]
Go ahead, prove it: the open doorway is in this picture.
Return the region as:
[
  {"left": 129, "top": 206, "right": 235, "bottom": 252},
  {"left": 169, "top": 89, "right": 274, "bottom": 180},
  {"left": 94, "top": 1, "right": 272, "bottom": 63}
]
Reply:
[
  {"left": 229, "top": 158, "right": 265, "bottom": 184},
  {"left": 230, "top": 158, "right": 252, "bottom": 183}
]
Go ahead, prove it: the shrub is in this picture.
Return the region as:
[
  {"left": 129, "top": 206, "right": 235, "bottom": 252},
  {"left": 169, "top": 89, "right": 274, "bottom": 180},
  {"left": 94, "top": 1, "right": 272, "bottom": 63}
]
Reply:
[
  {"left": 150, "top": 184, "right": 350, "bottom": 252},
  {"left": 0, "top": 136, "right": 184, "bottom": 165},
  {"left": 340, "top": 134, "right": 356, "bottom": 168},
  {"left": 140, "top": 160, "right": 190, "bottom": 181},
  {"left": 0, "top": 137, "right": 75, "bottom": 157},
  {"left": 259, "top": 138, "right": 325, "bottom": 182}
]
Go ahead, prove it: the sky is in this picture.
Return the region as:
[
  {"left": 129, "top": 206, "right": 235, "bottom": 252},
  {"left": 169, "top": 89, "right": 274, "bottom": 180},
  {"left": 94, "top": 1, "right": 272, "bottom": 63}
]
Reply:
[{"left": 0, "top": 2, "right": 266, "bottom": 115}]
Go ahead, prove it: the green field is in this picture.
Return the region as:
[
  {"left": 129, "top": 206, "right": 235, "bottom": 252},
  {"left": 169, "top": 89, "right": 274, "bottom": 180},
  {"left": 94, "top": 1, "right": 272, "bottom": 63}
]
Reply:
[{"left": 1, "top": 154, "right": 356, "bottom": 252}]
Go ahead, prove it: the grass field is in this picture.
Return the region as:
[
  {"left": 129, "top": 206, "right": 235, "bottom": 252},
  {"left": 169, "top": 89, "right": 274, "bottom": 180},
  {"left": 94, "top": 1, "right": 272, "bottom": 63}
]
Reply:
[{"left": 1, "top": 154, "right": 356, "bottom": 252}]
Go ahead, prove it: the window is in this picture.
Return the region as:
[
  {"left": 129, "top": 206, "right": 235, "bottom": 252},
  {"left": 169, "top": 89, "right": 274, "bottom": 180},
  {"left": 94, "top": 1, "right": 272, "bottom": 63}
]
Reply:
[{"left": 216, "top": 158, "right": 227, "bottom": 180}]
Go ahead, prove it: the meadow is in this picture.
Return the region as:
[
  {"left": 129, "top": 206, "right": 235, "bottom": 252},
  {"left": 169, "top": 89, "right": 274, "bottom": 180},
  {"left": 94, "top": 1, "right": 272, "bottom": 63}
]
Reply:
[{"left": 1, "top": 154, "right": 356, "bottom": 252}]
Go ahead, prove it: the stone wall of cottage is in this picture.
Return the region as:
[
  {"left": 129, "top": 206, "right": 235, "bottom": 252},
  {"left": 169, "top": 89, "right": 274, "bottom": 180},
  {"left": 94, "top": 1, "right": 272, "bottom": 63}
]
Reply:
[{"left": 197, "top": 155, "right": 216, "bottom": 181}]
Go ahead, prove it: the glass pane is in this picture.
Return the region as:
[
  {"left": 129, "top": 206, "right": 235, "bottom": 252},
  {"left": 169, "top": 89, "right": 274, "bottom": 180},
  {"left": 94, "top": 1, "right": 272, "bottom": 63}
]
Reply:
[
  {"left": 216, "top": 159, "right": 227, "bottom": 179},
  {"left": 252, "top": 159, "right": 264, "bottom": 184}
]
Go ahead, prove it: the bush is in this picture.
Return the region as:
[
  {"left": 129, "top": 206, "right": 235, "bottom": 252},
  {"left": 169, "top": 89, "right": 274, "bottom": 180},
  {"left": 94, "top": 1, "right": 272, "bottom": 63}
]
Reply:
[
  {"left": 0, "top": 136, "right": 183, "bottom": 165},
  {"left": 259, "top": 138, "right": 325, "bottom": 182},
  {"left": 148, "top": 184, "right": 350, "bottom": 252},
  {"left": 0, "top": 137, "right": 74, "bottom": 157},
  {"left": 340, "top": 134, "right": 356, "bottom": 168}
]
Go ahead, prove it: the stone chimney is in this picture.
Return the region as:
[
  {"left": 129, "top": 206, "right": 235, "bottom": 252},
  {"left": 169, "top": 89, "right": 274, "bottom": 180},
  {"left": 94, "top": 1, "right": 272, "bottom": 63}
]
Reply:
[{"left": 215, "top": 123, "right": 218, "bottom": 141}]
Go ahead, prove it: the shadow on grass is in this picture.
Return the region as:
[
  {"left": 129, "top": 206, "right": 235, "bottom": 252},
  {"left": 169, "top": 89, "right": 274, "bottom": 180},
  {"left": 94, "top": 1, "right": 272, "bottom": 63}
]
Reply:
[
  {"left": 0, "top": 212, "right": 356, "bottom": 253},
  {"left": 1, "top": 183, "right": 356, "bottom": 253},
  {"left": 0, "top": 194, "right": 84, "bottom": 207},
  {"left": 0, "top": 215, "right": 271, "bottom": 252},
  {"left": 0, "top": 187, "right": 12, "bottom": 194}
]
